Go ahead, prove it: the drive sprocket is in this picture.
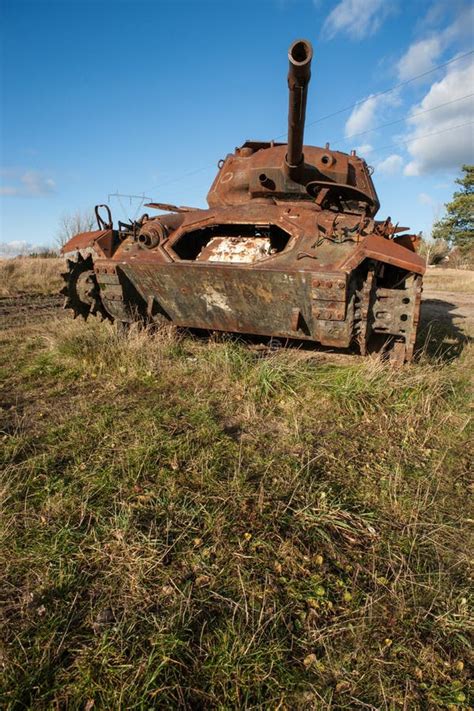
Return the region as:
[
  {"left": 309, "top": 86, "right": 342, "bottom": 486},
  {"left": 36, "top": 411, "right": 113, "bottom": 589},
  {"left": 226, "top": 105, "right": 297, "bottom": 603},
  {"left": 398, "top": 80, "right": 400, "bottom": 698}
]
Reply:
[{"left": 60, "top": 253, "right": 110, "bottom": 321}]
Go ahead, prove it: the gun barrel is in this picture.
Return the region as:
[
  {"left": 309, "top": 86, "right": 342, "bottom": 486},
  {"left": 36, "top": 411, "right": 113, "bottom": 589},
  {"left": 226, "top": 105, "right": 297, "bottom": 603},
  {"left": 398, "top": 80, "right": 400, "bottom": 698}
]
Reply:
[{"left": 285, "top": 39, "right": 313, "bottom": 180}]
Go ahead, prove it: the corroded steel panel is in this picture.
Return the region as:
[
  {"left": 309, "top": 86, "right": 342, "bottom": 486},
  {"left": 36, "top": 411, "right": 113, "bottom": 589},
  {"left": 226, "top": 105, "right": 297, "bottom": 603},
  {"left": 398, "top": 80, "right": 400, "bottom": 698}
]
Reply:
[{"left": 121, "top": 262, "right": 316, "bottom": 338}]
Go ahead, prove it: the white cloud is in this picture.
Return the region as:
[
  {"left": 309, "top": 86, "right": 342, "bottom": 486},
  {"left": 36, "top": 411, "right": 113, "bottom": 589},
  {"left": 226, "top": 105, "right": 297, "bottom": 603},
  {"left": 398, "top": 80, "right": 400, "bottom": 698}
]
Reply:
[
  {"left": 397, "top": 37, "right": 442, "bottom": 81},
  {"left": 404, "top": 56, "right": 474, "bottom": 175},
  {"left": 418, "top": 0, "right": 449, "bottom": 30},
  {"left": 418, "top": 192, "right": 435, "bottom": 206},
  {"left": 0, "top": 241, "right": 53, "bottom": 258},
  {"left": 0, "top": 170, "right": 56, "bottom": 197},
  {"left": 345, "top": 92, "right": 400, "bottom": 137},
  {"left": 0, "top": 241, "right": 35, "bottom": 257},
  {"left": 376, "top": 154, "right": 404, "bottom": 175},
  {"left": 21, "top": 171, "right": 55, "bottom": 195},
  {"left": 321, "top": 0, "right": 389, "bottom": 40},
  {"left": 442, "top": 3, "right": 474, "bottom": 45},
  {"left": 354, "top": 143, "right": 373, "bottom": 156},
  {"left": 397, "top": 4, "right": 474, "bottom": 81},
  {"left": 345, "top": 96, "right": 379, "bottom": 136}
]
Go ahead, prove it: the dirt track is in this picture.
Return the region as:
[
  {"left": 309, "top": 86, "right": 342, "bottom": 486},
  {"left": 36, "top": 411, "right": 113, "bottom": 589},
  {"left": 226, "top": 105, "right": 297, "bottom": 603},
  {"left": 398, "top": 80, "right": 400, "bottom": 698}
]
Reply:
[
  {"left": 0, "top": 294, "right": 63, "bottom": 329},
  {"left": 420, "top": 290, "right": 474, "bottom": 334}
]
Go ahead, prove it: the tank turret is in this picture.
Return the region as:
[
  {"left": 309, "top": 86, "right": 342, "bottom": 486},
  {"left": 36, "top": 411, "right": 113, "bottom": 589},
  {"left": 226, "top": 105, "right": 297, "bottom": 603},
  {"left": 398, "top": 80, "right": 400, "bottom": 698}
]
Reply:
[{"left": 206, "top": 38, "right": 379, "bottom": 212}]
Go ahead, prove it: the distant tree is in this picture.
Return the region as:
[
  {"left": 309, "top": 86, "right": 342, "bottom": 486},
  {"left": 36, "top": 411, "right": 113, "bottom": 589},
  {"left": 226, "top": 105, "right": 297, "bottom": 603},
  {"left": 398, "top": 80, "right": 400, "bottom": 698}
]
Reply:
[
  {"left": 28, "top": 247, "right": 59, "bottom": 258},
  {"left": 56, "top": 210, "right": 95, "bottom": 247},
  {"left": 418, "top": 236, "right": 450, "bottom": 265},
  {"left": 432, "top": 165, "right": 474, "bottom": 253}
]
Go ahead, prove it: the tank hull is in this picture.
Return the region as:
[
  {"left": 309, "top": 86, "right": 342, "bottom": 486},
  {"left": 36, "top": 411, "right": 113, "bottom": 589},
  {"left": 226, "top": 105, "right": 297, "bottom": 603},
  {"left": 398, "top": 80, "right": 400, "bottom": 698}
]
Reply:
[{"left": 61, "top": 205, "right": 424, "bottom": 363}]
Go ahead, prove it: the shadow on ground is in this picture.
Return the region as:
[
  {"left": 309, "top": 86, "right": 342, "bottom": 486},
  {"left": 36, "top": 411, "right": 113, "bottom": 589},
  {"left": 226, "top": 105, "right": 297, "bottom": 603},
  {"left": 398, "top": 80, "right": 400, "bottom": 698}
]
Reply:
[
  {"left": 417, "top": 298, "right": 472, "bottom": 360},
  {"left": 185, "top": 295, "right": 473, "bottom": 365}
]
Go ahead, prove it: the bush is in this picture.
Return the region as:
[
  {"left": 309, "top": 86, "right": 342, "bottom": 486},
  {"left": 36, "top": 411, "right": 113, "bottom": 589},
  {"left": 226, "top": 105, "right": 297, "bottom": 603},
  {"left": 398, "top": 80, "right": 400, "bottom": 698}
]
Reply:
[{"left": 418, "top": 238, "right": 450, "bottom": 265}]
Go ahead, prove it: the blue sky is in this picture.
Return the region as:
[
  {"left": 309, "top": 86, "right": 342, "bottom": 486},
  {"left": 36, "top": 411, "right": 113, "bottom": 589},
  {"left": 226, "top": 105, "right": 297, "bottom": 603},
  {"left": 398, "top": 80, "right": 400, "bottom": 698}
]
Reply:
[{"left": 1, "top": 0, "right": 473, "bottom": 253}]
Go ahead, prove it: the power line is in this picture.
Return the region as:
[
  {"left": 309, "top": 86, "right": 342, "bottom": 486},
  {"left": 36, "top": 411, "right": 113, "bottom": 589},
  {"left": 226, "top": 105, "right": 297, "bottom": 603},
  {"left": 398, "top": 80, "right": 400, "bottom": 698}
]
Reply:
[
  {"left": 273, "top": 48, "right": 474, "bottom": 140},
  {"left": 148, "top": 163, "right": 215, "bottom": 192},
  {"left": 149, "top": 120, "right": 473, "bottom": 195},
  {"left": 108, "top": 192, "right": 153, "bottom": 220},
  {"left": 148, "top": 49, "right": 474, "bottom": 195},
  {"left": 148, "top": 121, "right": 473, "bottom": 195},
  {"left": 368, "top": 120, "right": 474, "bottom": 156},
  {"left": 331, "top": 92, "right": 474, "bottom": 146}
]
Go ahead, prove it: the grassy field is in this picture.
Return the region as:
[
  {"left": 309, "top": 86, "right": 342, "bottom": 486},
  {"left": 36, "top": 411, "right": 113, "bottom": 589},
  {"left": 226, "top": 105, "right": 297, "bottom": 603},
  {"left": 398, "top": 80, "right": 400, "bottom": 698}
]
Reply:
[
  {"left": 0, "top": 258, "right": 64, "bottom": 298},
  {"left": 424, "top": 267, "right": 474, "bottom": 294},
  {"left": 1, "top": 260, "right": 473, "bottom": 709}
]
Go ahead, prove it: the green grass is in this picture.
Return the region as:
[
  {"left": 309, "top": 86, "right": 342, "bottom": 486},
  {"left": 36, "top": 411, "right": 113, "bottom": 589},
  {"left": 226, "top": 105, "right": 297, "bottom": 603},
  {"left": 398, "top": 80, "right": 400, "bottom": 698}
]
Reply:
[{"left": 1, "top": 315, "right": 473, "bottom": 710}]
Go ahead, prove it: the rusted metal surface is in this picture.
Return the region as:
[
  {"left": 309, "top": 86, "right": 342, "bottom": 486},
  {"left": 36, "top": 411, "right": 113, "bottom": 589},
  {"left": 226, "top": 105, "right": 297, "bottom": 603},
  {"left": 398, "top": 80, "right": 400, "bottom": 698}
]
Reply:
[
  {"left": 60, "top": 38, "right": 426, "bottom": 363},
  {"left": 144, "top": 202, "right": 204, "bottom": 214},
  {"left": 62, "top": 229, "right": 116, "bottom": 260},
  {"left": 285, "top": 39, "right": 312, "bottom": 181}
]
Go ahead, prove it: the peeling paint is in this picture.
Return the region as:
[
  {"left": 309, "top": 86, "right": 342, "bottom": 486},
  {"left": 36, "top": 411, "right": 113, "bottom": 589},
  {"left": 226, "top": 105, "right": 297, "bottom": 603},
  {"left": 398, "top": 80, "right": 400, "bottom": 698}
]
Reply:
[
  {"left": 201, "top": 286, "right": 232, "bottom": 312},
  {"left": 198, "top": 237, "right": 272, "bottom": 263}
]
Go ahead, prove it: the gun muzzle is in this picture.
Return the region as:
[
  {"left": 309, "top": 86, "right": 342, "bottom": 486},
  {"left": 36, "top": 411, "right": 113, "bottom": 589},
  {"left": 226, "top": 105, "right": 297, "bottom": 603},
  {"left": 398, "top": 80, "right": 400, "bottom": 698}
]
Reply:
[{"left": 285, "top": 39, "right": 313, "bottom": 181}]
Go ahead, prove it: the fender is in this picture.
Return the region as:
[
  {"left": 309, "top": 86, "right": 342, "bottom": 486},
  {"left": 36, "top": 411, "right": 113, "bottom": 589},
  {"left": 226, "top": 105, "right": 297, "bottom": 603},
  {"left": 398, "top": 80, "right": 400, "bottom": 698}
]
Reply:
[
  {"left": 61, "top": 229, "right": 116, "bottom": 260},
  {"left": 340, "top": 234, "right": 426, "bottom": 275}
]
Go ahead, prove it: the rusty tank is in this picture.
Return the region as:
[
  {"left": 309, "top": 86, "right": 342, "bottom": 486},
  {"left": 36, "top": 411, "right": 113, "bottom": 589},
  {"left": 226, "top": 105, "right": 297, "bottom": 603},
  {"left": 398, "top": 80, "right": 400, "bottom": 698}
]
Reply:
[{"left": 61, "top": 39, "right": 425, "bottom": 364}]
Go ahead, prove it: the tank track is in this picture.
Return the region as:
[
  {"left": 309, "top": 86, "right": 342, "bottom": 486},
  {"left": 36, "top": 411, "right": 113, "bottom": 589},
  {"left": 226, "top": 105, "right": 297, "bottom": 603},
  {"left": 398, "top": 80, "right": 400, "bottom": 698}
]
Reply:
[
  {"left": 353, "top": 270, "right": 422, "bottom": 364},
  {"left": 60, "top": 253, "right": 111, "bottom": 322},
  {"left": 354, "top": 269, "right": 375, "bottom": 357}
]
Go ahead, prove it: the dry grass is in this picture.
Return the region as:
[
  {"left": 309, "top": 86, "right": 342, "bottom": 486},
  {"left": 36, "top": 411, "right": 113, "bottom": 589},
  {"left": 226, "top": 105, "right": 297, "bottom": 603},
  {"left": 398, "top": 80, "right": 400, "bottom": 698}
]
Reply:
[
  {"left": 424, "top": 267, "right": 474, "bottom": 294},
  {"left": 1, "top": 307, "right": 472, "bottom": 709},
  {"left": 0, "top": 257, "right": 64, "bottom": 297}
]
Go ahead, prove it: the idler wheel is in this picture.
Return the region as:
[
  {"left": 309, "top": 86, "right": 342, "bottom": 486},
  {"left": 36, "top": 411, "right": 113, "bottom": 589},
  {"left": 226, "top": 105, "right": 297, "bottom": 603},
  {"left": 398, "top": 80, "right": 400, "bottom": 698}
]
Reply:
[{"left": 60, "top": 253, "right": 111, "bottom": 322}]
